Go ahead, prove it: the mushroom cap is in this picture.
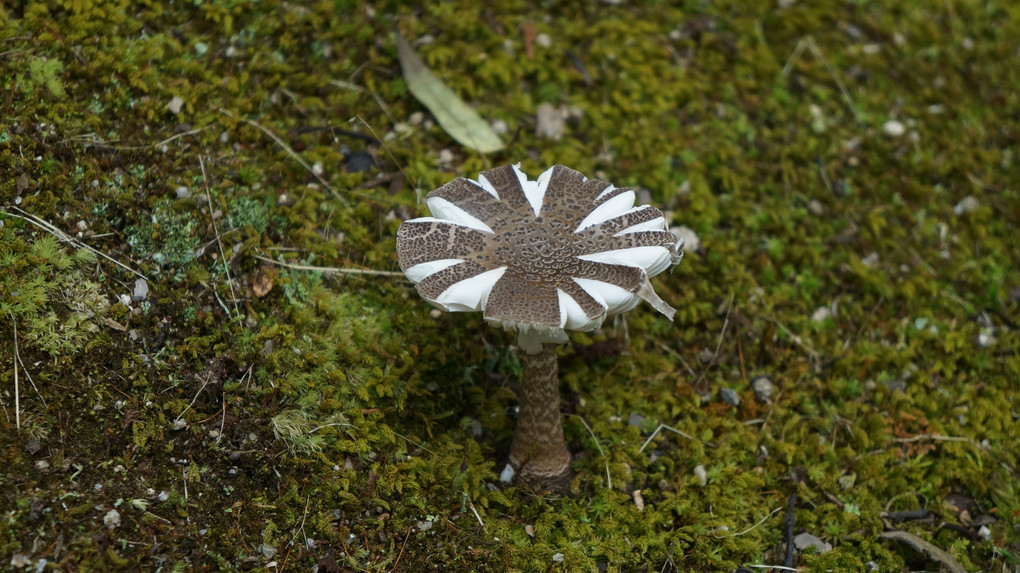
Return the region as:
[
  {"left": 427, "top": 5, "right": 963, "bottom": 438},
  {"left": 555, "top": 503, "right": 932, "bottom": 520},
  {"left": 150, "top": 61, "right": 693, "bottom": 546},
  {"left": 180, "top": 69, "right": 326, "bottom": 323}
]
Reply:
[{"left": 397, "top": 163, "right": 683, "bottom": 353}]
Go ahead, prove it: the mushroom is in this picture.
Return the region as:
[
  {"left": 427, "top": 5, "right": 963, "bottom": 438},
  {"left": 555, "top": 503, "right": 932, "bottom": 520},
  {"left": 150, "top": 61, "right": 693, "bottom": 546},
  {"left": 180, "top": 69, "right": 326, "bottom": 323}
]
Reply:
[{"left": 396, "top": 163, "right": 682, "bottom": 485}]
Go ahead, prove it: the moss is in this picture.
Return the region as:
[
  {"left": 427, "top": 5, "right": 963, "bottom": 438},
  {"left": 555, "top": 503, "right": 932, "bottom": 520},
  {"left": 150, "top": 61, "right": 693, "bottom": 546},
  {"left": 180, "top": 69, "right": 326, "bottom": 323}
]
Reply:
[{"left": 1, "top": 0, "right": 1018, "bottom": 571}]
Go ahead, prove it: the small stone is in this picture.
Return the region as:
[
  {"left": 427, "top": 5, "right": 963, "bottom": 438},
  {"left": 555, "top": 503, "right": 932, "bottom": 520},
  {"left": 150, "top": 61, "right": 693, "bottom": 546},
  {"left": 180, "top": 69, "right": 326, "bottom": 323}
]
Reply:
[
  {"left": 697, "top": 348, "right": 714, "bottom": 364},
  {"left": 157, "top": 491, "right": 169, "bottom": 502},
  {"left": 953, "top": 195, "right": 980, "bottom": 215},
  {"left": 132, "top": 278, "right": 149, "bottom": 302},
  {"left": 793, "top": 532, "right": 832, "bottom": 553},
  {"left": 694, "top": 465, "right": 707, "bottom": 486},
  {"left": 861, "top": 252, "right": 879, "bottom": 267},
  {"left": 429, "top": 309, "right": 442, "bottom": 320},
  {"left": 172, "top": 418, "right": 188, "bottom": 430},
  {"left": 208, "top": 429, "right": 220, "bottom": 439},
  {"left": 807, "top": 199, "right": 825, "bottom": 215},
  {"left": 751, "top": 376, "right": 775, "bottom": 403},
  {"left": 978, "top": 525, "right": 991, "bottom": 541},
  {"left": 977, "top": 328, "right": 996, "bottom": 348},
  {"left": 35, "top": 460, "right": 50, "bottom": 471},
  {"left": 627, "top": 411, "right": 646, "bottom": 428},
  {"left": 417, "top": 520, "right": 433, "bottom": 531},
  {"left": 437, "top": 148, "right": 455, "bottom": 168},
  {"left": 103, "top": 509, "right": 121, "bottom": 529},
  {"left": 499, "top": 463, "right": 516, "bottom": 483},
  {"left": 258, "top": 544, "right": 277, "bottom": 558},
  {"left": 525, "top": 524, "right": 535, "bottom": 537},
  {"left": 175, "top": 186, "right": 191, "bottom": 199},
  {"left": 632, "top": 490, "right": 645, "bottom": 512},
  {"left": 167, "top": 96, "right": 184, "bottom": 115},
  {"left": 534, "top": 33, "right": 552, "bottom": 48},
  {"left": 344, "top": 150, "right": 375, "bottom": 173},
  {"left": 10, "top": 554, "right": 31, "bottom": 568},
  {"left": 408, "top": 111, "right": 425, "bottom": 126},
  {"left": 552, "top": 553, "right": 564, "bottom": 563},
  {"left": 882, "top": 119, "right": 905, "bottom": 137},
  {"left": 535, "top": 103, "right": 565, "bottom": 140},
  {"left": 670, "top": 226, "right": 700, "bottom": 253},
  {"left": 490, "top": 119, "right": 509, "bottom": 135},
  {"left": 720, "top": 388, "right": 740, "bottom": 407},
  {"left": 24, "top": 438, "right": 41, "bottom": 455},
  {"left": 811, "top": 306, "right": 831, "bottom": 323}
]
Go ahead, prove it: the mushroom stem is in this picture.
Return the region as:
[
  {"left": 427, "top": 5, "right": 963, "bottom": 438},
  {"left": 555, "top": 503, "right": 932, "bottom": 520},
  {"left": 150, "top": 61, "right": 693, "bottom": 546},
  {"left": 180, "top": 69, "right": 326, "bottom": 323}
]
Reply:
[{"left": 510, "top": 344, "right": 572, "bottom": 483}]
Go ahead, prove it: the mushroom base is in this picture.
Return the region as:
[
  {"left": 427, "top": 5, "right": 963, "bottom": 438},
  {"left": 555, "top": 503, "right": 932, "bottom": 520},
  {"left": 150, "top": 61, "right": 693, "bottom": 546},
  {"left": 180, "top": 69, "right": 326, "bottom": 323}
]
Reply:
[{"left": 509, "top": 345, "right": 572, "bottom": 484}]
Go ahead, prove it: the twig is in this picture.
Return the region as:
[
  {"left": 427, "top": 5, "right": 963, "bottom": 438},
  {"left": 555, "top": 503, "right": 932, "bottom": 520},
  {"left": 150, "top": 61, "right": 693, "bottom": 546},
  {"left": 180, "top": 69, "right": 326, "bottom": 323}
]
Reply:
[
  {"left": 392, "top": 527, "right": 411, "bottom": 571},
  {"left": 782, "top": 36, "right": 858, "bottom": 122},
  {"left": 766, "top": 316, "right": 819, "bottom": 363},
  {"left": 892, "top": 433, "right": 983, "bottom": 448},
  {"left": 200, "top": 156, "right": 240, "bottom": 319},
  {"left": 254, "top": 253, "right": 407, "bottom": 278},
  {"left": 223, "top": 110, "right": 345, "bottom": 203},
  {"left": 566, "top": 413, "right": 609, "bottom": 489},
  {"left": 713, "top": 507, "right": 783, "bottom": 538},
  {"left": 638, "top": 423, "right": 713, "bottom": 453},
  {"left": 10, "top": 311, "right": 19, "bottom": 430},
  {"left": 175, "top": 373, "right": 212, "bottom": 423},
  {"left": 784, "top": 493, "right": 797, "bottom": 568},
  {"left": 468, "top": 500, "right": 485, "bottom": 530},
  {"left": 693, "top": 292, "right": 735, "bottom": 386},
  {"left": 2, "top": 207, "right": 148, "bottom": 280}
]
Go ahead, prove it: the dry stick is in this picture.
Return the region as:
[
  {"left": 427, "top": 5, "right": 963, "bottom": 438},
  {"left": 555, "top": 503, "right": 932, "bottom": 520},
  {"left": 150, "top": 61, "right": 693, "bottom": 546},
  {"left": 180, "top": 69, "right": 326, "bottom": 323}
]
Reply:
[
  {"left": 14, "top": 343, "right": 46, "bottom": 408},
  {"left": 782, "top": 36, "right": 859, "bottom": 122},
  {"left": 693, "top": 291, "right": 736, "bottom": 386},
  {"left": 3, "top": 207, "right": 148, "bottom": 280},
  {"left": 254, "top": 253, "right": 407, "bottom": 278},
  {"left": 199, "top": 156, "right": 240, "bottom": 318},
  {"left": 223, "top": 110, "right": 345, "bottom": 203},
  {"left": 566, "top": 413, "right": 611, "bottom": 490},
  {"left": 638, "top": 423, "right": 714, "bottom": 453},
  {"left": 392, "top": 527, "right": 411, "bottom": 571},
  {"left": 713, "top": 507, "right": 784, "bottom": 538},
  {"left": 784, "top": 493, "right": 797, "bottom": 568},
  {"left": 10, "top": 312, "right": 19, "bottom": 430}
]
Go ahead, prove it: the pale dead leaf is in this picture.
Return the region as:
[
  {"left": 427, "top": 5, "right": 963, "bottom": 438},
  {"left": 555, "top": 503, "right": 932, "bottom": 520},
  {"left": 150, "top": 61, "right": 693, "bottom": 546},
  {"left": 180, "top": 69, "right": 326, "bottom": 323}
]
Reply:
[
  {"left": 395, "top": 33, "right": 504, "bottom": 154},
  {"left": 878, "top": 530, "right": 968, "bottom": 573}
]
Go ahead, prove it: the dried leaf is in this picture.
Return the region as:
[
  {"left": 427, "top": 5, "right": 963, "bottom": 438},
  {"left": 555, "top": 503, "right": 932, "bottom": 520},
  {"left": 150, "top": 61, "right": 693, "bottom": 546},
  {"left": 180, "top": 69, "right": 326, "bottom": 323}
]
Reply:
[
  {"left": 395, "top": 33, "right": 504, "bottom": 154},
  {"left": 878, "top": 530, "right": 968, "bottom": 573},
  {"left": 253, "top": 268, "right": 274, "bottom": 298}
]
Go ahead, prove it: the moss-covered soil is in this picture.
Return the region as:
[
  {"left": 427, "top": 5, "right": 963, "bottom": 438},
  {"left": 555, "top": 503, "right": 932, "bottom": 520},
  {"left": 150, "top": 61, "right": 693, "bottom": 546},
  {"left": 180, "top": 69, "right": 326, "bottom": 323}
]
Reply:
[{"left": 2, "top": 1, "right": 1018, "bottom": 571}]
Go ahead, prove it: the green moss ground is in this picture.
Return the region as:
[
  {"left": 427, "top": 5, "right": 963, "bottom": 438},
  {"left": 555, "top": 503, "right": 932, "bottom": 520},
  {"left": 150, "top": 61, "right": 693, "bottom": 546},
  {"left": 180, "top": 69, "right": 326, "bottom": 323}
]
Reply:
[{"left": 1, "top": 1, "right": 1018, "bottom": 571}]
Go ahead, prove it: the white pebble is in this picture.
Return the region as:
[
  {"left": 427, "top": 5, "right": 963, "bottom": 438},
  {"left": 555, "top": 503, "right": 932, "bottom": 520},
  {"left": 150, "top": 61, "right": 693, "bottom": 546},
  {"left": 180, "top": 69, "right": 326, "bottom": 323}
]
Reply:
[
  {"left": 694, "top": 465, "right": 707, "bottom": 486},
  {"left": 103, "top": 509, "right": 121, "bottom": 529},
  {"left": 883, "top": 120, "right": 905, "bottom": 137},
  {"left": 167, "top": 96, "right": 184, "bottom": 115},
  {"left": 954, "top": 195, "right": 979, "bottom": 215},
  {"left": 811, "top": 306, "right": 832, "bottom": 323}
]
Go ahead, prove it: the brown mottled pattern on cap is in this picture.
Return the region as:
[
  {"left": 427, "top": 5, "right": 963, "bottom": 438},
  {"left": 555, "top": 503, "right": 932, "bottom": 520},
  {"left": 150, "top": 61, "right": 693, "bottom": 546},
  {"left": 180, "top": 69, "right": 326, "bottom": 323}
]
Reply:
[
  {"left": 597, "top": 230, "right": 678, "bottom": 253},
  {"left": 484, "top": 273, "right": 561, "bottom": 326},
  {"left": 573, "top": 260, "right": 648, "bottom": 293},
  {"left": 398, "top": 164, "right": 680, "bottom": 327},
  {"left": 415, "top": 260, "right": 491, "bottom": 300},
  {"left": 575, "top": 205, "right": 663, "bottom": 237},
  {"left": 535, "top": 166, "right": 600, "bottom": 219},
  {"left": 556, "top": 280, "right": 606, "bottom": 318},
  {"left": 396, "top": 220, "right": 491, "bottom": 270},
  {"left": 474, "top": 164, "right": 530, "bottom": 212},
  {"left": 428, "top": 178, "right": 505, "bottom": 224}
]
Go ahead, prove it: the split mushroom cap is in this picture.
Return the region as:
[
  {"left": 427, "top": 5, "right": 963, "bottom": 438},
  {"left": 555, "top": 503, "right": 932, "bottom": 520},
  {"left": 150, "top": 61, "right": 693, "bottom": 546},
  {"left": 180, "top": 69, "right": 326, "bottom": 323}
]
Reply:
[{"left": 397, "top": 163, "right": 683, "bottom": 353}]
